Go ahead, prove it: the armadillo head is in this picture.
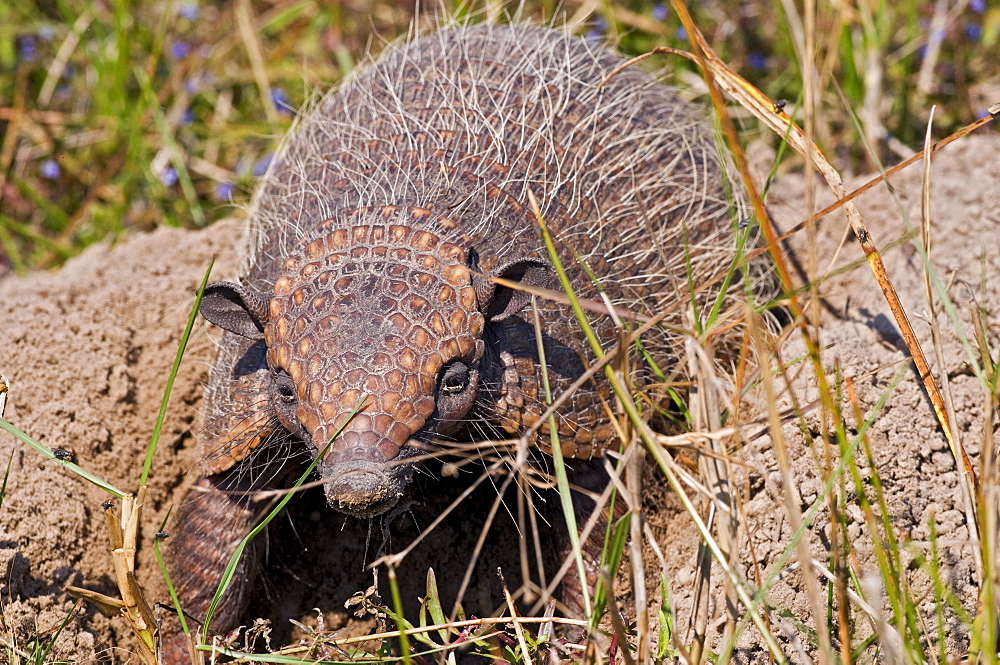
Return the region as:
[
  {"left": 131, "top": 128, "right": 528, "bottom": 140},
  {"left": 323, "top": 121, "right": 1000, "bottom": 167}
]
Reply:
[{"left": 199, "top": 209, "right": 547, "bottom": 518}]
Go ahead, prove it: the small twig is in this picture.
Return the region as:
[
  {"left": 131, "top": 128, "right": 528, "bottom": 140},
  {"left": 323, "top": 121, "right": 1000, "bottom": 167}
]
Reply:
[
  {"left": 236, "top": 0, "right": 280, "bottom": 126},
  {"left": 37, "top": 11, "right": 93, "bottom": 107},
  {"left": 0, "top": 375, "right": 8, "bottom": 419}
]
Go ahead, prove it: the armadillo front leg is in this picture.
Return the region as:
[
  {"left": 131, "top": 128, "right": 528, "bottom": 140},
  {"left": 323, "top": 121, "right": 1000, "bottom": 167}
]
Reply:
[
  {"left": 162, "top": 333, "right": 283, "bottom": 663},
  {"left": 553, "top": 460, "right": 622, "bottom": 637},
  {"left": 161, "top": 472, "right": 263, "bottom": 663}
]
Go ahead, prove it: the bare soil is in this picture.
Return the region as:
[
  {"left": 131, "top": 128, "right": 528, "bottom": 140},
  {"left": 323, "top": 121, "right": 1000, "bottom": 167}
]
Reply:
[{"left": 1, "top": 132, "right": 997, "bottom": 662}]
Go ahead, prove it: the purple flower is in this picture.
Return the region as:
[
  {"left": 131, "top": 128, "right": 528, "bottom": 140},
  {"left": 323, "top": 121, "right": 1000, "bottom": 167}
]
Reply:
[
  {"left": 253, "top": 153, "right": 273, "bottom": 177},
  {"left": 214, "top": 181, "right": 235, "bottom": 201},
  {"left": 965, "top": 21, "right": 982, "bottom": 41},
  {"left": 586, "top": 15, "right": 608, "bottom": 41},
  {"left": 271, "top": 87, "right": 293, "bottom": 116},
  {"left": 161, "top": 167, "right": 178, "bottom": 186},
  {"left": 18, "top": 35, "right": 36, "bottom": 62},
  {"left": 749, "top": 52, "right": 768, "bottom": 70},
  {"left": 178, "top": 3, "right": 200, "bottom": 20},
  {"left": 652, "top": 3, "right": 668, "bottom": 21},
  {"left": 971, "top": 0, "right": 986, "bottom": 13},
  {"left": 675, "top": 26, "right": 687, "bottom": 41},
  {"left": 170, "top": 41, "right": 191, "bottom": 59},
  {"left": 38, "top": 25, "right": 56, "bottom": 42},
  {"left": 40, "top": 159, "right": 61, "bottom": 180},
  {"left": 181, "top": 107, "right": 194, "bottom": 125}
]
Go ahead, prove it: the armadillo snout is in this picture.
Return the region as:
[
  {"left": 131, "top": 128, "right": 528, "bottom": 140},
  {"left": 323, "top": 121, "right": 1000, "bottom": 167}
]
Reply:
[
  {"left": 313, "top": 414, "right": 416, "bottom": 517},
  {"left": 319, "top": 458, "right": 407, "bottom": 518}
]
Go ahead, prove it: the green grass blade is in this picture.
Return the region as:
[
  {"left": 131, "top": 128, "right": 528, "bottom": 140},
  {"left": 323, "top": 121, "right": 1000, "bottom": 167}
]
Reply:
[
  {"left": 0, "top": 448, "right": 13, "bottom": 513},
  {"left": 424, "top": 568, "right": 450, "bottom": 644},
  {"left": 0, "top": 417, "right": 124, "bottom": 498},
  {"left": 153, "top": 506, "right": 191, "bottom": 639},
  {"left": 140, "top": 258, "right": 214, "bottom": 486},
  {"left": 528, "top": 296, "right": 593, "bottom": 621},
  {"left": 592, "top": 511, "right": 629, "bottom": 621},
  {"left": 386, "top": 566, "right": 413, "bottom": 665},
  {"left": 34, "top": 599, "right": 81, "bottom": 665},
  {"left": 656, "top": 574, "right": 676, "bottom": 660}
]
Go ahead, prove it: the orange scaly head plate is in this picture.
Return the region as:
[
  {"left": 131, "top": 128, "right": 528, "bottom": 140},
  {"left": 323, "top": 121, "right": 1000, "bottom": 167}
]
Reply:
[{"left": 265, "top": 208, "right": 484, "bottom": 472}]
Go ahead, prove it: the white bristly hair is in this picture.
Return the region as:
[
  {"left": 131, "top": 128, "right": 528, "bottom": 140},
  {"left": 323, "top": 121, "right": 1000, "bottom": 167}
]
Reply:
[{"left": 237, "top": 21, "right": 752, "bottom": 324}]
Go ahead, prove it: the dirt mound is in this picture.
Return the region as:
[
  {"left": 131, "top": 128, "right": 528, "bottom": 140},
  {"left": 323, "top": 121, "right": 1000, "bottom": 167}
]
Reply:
[{"left": 0, "top": 220, "right": 242, "bottom": 661}]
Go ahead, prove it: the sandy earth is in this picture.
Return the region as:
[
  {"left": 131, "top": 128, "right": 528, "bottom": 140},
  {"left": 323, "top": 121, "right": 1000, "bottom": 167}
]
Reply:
[{"left": 0, "top": 131, "right": 997, "bottom": 662}]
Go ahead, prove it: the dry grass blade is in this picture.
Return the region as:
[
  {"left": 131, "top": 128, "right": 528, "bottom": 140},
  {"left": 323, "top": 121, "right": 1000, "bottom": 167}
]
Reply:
[
  {"left": 66, "top": 488, "right": 156, "bottom": 665},
  {"left": 918, "top": 108, "right": 982, "bottom": 580},
  {"left": 61, "top": 586, "right": 125, "bottom": 615},
  {"left": 667, "top": 0, "right": 983, "bottom": 589},
  {"left": 498, "top": 570, "right": 532, "bottom": 664},
  {"left": 236, "top": 0, "right": 280, "bottom": 126}
]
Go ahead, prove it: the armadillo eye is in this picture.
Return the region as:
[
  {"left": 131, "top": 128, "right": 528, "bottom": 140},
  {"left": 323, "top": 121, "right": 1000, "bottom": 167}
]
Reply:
[
  {"left": 273, "top": 369, "right": 297, "bottom": 403},
  {"left": 439, "top": 361, "right": 469, "bottom": 394}
]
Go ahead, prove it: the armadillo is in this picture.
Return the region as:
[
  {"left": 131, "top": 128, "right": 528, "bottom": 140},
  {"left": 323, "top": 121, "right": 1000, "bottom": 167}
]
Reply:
[{"left": 165, "top": 21, "right": 751, "bottom": 659}]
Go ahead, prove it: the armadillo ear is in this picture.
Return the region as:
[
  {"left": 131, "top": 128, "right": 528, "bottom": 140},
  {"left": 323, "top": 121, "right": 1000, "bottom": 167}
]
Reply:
[
  {"left": 479, "top": 259, "right": 550, "bottom": 322},
  {"left": 199, "top": 282, "right": 269, "bottom": 340}
]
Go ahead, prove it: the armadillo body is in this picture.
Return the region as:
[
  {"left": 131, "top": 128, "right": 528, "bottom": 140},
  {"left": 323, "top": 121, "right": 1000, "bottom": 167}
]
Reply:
[{"left": 167, "top": 22, "right": 746, "bottom": 658}]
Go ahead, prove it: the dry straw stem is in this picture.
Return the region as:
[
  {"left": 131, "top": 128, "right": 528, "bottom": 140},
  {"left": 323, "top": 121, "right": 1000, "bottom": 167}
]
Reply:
[
  {"left": 66, "top": 490, "right": 157, "bottom": 665},
  {"left": 684, "top": 331, "right": 740, "bottom": 663},
  {"left": 684, "top": 0, "right": 993, "bottom": 620}
]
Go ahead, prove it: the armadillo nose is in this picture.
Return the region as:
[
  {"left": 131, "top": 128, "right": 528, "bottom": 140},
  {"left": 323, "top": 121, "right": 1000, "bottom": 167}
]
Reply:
[
  {"left": 319, "top": 458, "right": 404, "bottom": 518},
  {"left": 318, "top": 413, "right": 404, "bottom": 463}
]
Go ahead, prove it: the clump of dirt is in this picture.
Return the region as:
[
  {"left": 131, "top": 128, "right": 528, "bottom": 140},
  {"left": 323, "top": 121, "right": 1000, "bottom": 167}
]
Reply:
[{"left": 0, "top": 132, "right": 997, "bottom": 662}]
